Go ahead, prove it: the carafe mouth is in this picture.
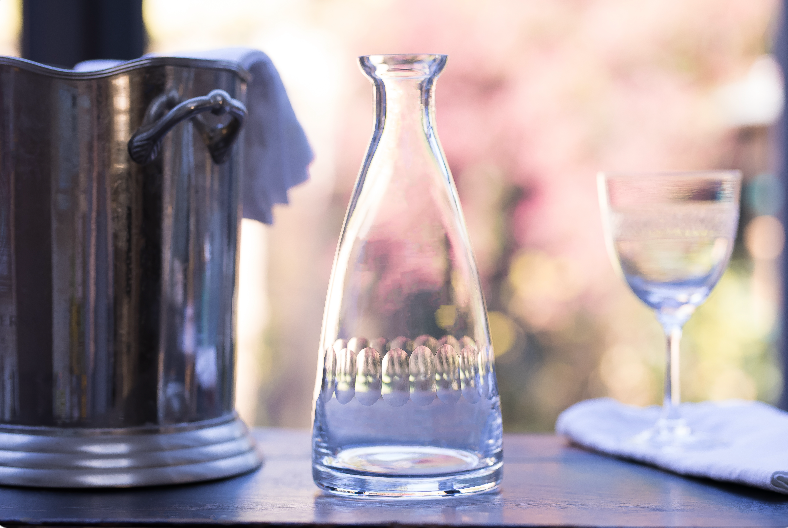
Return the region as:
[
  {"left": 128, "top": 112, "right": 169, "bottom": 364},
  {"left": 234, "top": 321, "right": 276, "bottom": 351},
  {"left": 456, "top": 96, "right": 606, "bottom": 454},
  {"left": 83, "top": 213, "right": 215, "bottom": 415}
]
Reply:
[{"left": 360, "top": 54, "right": 447, "bottom": 80}]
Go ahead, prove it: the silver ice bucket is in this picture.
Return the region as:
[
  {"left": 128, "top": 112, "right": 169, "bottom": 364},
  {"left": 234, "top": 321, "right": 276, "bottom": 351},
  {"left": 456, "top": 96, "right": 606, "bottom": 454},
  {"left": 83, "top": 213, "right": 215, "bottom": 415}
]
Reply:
[{"left": 0, "top": 56, "right": 262, "bottom": 487}]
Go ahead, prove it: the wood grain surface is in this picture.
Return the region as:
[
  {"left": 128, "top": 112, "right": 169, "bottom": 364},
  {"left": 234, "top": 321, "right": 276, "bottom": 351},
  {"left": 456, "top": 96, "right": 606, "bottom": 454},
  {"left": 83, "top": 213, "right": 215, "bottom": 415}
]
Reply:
[{"left": 0, "top": 428, "right": 787, "bottom": 527}]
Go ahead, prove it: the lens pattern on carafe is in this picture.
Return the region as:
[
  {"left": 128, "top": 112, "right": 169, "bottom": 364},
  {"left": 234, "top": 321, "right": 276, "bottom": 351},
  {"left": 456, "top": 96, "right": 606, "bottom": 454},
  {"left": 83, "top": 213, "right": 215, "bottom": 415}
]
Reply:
[{"left": 320, "top": 335, "right": 496, "bottom": 408}]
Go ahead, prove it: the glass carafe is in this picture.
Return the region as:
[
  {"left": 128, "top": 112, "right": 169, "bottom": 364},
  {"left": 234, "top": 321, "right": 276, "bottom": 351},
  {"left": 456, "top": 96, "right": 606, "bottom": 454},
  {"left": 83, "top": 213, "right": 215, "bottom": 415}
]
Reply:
[{"left": 311, "top": 54, "right": 503, "bottom": 497}]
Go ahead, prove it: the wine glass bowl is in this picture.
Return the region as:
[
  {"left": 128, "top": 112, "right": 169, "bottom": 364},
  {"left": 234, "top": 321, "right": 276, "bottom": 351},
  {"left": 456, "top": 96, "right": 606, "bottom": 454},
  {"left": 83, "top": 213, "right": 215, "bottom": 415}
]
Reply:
[{"left": 598, "top": 171, "right": 741, "bottom": 446}]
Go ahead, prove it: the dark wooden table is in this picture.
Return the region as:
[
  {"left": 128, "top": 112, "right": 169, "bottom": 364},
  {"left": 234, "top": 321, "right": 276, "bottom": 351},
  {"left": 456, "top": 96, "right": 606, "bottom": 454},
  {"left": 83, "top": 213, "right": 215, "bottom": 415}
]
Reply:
[{"left": 1, "top": 428, "right": 787, "bottom": 527}]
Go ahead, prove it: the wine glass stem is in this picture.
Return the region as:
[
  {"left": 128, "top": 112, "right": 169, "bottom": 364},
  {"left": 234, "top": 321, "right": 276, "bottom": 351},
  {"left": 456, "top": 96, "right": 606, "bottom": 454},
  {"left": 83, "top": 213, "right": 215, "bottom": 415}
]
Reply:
[{"left": 662, "top": 325, "right": 682, "bottom": 421}]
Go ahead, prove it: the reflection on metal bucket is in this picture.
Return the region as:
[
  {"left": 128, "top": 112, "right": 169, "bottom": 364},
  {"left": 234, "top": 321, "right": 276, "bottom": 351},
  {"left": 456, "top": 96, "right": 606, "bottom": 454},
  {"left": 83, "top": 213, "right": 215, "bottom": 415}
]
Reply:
[{"left": 0, "top": 56, "right": 262, "bottom": 487}]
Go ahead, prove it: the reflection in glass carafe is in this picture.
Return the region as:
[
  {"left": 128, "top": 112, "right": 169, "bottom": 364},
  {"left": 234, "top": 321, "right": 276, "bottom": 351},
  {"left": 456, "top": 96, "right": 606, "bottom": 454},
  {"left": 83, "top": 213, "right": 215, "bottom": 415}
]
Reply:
[{"left": 311, "top": 54, "right": 503, "bottom": 497}]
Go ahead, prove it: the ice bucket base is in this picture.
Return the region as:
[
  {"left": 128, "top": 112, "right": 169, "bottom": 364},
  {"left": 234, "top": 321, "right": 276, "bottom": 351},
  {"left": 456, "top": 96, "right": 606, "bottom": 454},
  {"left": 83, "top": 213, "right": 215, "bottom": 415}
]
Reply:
[{"left": 0, "top": 414, "right": 262, "bottom": 488}]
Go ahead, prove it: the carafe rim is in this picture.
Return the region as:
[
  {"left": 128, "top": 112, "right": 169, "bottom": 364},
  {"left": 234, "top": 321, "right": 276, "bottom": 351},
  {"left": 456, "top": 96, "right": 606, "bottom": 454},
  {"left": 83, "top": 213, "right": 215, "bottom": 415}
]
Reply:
[{"left": 359, "top": 54, "right": 447, "bottom": 80}]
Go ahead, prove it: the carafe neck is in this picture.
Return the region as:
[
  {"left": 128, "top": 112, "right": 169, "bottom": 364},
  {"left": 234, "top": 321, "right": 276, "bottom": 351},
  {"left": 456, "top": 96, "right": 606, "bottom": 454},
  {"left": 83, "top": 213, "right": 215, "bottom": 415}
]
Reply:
[
  {"left": 379, "top": 78, "right": 434, "bottom": 139},
  {"left": 360, "top": 54, "right": 446, "bottom": 142}
]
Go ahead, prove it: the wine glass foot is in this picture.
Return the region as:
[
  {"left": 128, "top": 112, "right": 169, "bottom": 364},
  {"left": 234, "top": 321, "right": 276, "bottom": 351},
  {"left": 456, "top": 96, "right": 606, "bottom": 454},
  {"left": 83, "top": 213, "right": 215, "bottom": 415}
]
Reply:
[{"left": 629, "top": 417, "right": 719, "bottom": 451}]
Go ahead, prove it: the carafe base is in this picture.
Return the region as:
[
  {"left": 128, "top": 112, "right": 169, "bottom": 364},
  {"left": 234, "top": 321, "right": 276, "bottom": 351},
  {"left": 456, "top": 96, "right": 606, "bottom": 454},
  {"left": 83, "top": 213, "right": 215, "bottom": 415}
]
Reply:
[{"left": 313, "top": 446, "right": 502, "bottom": 498}]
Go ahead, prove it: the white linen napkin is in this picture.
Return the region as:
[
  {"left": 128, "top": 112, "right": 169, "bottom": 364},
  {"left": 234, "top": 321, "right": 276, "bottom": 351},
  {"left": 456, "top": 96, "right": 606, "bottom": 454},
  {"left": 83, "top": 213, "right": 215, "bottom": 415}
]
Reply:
[
  {"left": 75, "top": 48, "right": 313, "bottom": 224},
  {"left": 555, "top": 397, "right": 788, "bottom": 494}
]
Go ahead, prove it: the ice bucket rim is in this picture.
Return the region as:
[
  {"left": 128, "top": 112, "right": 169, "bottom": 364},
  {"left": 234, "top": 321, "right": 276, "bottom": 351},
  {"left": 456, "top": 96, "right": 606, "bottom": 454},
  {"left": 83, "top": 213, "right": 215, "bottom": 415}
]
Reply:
[{"left": 0, "top": 55, "right": 251, "bottom": 82}]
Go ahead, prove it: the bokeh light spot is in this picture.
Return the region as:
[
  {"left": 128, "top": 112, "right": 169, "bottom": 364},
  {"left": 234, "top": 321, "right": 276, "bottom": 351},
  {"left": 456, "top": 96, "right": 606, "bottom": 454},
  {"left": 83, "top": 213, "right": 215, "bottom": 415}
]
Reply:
[
  {"left": 435, "top": 304, "right": 457, "bottom": 329},
  {"left": 745, "top": 215, "right": 784, "bottom": 260},
  {"left": 488, "top": 311, "right": 517, "bottom": 357}
]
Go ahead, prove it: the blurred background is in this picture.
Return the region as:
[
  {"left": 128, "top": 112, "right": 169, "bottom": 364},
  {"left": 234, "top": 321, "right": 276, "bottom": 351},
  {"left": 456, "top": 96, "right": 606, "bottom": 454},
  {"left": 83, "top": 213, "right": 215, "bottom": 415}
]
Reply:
[{"left": 1, "top": 0, "right": 784, "bottom": 432}]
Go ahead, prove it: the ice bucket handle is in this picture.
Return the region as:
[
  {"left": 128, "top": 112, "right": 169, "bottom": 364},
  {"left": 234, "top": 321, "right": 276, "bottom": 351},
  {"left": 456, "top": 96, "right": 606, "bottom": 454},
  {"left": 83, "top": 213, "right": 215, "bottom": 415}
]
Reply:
[{"left": 128, "top": 89, "right": 247, "bottom": 165}]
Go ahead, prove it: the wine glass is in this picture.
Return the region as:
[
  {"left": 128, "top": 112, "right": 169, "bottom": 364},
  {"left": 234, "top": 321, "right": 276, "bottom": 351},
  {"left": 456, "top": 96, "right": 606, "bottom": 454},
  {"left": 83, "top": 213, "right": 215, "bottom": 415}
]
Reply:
[{"left": 598, "top": 171, "right": 741, "bottom": 447}]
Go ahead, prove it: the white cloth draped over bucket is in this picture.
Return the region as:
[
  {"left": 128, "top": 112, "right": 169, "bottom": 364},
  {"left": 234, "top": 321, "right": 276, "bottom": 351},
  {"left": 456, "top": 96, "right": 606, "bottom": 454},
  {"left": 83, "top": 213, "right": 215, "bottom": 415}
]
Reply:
[{"left": 76, "top": 48, "right": 313, "bottom": 224}]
